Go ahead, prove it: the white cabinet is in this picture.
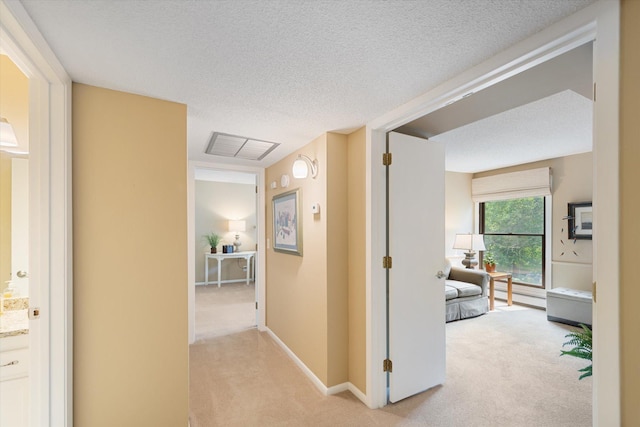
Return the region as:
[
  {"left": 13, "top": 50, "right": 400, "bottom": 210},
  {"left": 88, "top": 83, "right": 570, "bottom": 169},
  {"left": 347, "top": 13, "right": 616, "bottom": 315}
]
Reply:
[{"left": 1, "top": 335, "right": 29, "bottom": 427}]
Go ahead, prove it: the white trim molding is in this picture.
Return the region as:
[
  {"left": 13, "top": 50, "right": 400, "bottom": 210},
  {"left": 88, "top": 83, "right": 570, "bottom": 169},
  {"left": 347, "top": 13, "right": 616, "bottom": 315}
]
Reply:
[
  {"left": 1, "top": 1, "right": 73, "bottom": 426},
  {"left": 265, "top": 328, "right": 368, "bottom": 406}
]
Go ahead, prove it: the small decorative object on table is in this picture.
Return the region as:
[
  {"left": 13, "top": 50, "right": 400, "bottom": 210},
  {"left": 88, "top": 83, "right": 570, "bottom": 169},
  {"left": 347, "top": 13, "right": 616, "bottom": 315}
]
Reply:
[
  {"left": 483, "top": 252, "right": 496, "bottom": 273},
  {"left": 204, "top": 232, "right": 221, "bottom": 254}
]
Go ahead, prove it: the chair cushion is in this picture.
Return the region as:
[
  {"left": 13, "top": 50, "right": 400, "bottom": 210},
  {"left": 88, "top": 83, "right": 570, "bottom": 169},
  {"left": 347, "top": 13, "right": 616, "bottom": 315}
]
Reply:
[
  {"left": 444, "top": 258, "right": 452, "bottom": 278},
  {"left": 445, "top": 280, "right": 482, "bottom": 298},
  {"left": 445, "top": 285, "right": 458, "bottom": 301}
]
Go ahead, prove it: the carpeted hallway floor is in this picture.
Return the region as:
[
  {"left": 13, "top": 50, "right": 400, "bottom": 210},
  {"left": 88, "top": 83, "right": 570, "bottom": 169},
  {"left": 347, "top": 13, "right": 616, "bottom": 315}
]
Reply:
[
  {"left": 195, "top": 282, "right": 256, "bottom": 341},
  {"left": 189, "top": 303, "right": 592, "bottom": 426}
]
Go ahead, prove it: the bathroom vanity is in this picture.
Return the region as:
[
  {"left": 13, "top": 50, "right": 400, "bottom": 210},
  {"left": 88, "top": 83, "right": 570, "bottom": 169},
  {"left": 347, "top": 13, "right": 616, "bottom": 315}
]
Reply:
[{"left": 0, "top": 298, "right": 29, "bottom": 426}]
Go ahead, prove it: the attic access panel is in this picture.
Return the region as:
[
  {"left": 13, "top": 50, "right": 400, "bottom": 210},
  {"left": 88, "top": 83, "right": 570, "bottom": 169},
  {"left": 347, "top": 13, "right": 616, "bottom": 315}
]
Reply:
[{"left": 205, "top": 132, "right": 280, "bottom": 161}]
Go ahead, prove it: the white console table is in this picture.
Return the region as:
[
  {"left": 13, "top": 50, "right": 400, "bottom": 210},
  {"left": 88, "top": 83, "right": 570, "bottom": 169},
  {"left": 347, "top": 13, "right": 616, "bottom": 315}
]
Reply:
[{"left": 204, "top": 251, "right": 256, "bottom": 287}]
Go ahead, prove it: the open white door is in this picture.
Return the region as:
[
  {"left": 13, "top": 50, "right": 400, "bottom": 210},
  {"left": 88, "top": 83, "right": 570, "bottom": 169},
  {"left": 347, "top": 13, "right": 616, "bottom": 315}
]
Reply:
[{"left": 388, "top": 131, "right": 445, "bottom": 403}]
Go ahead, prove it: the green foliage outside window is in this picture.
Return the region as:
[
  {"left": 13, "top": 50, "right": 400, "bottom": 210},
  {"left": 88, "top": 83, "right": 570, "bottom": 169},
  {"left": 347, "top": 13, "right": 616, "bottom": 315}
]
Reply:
[{"left": 483, "top": 197, "right": 544, "bottom": 286}]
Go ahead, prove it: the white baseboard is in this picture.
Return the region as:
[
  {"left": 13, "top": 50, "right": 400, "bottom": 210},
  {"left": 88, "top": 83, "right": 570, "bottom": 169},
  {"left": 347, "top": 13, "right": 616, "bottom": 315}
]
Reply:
[
  {"left": 326, "top": 382, "right": 349, "bottom": 394},
  {"left": 264, "top": 327, "right": 369, "bottom": 406},
  {"left": 265, "top": 327, "right": 329, "bottom": 395},
  {"left": 348, "top": 382, "right": 368, "bottom": 404}
]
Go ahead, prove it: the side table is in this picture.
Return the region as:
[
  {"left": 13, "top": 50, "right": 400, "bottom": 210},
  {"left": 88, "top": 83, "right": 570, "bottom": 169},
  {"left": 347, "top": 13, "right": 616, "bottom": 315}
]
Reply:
[{"left": 488, "top": 271, "right": 513, "bottom": 311}]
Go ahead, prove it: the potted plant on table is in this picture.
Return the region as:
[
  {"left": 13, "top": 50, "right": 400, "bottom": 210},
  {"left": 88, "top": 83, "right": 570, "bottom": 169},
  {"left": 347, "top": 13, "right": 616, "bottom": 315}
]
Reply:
[
  {"left": 204, "top": 232, "right": 221, "bottom": 254},
  {"left": 484, "top": 252, "right": 496, "bottom": 273}
]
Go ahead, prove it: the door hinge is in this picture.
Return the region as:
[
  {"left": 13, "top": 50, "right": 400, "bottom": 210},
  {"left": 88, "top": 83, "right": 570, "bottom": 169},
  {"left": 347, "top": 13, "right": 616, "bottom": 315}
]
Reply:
[
  {"left": 382, "top": 256, "right": 393, "bottom": 269},
  {"left": 383, "top": 152, "right": 392, "bottom": 166},
  {"left": 383, "top": 358, "right": 393, "bottom": 372},
  {"left": 593, "top": 82, "right": 596, "bottom": 102},
  {"left": 255, "top": 301, "right": 258, "bottom": 310},
  {"left": 592, "top": 281, "right": 597, "bottom": 303}
]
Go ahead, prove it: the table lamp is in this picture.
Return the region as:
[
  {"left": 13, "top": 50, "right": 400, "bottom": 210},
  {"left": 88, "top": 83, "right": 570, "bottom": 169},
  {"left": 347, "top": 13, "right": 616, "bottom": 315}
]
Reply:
[
  {"left": 228, "top": 220, "right": 246, "bottom": 253},
  {"left": 453, "top": 233, "right": 486, "bottom": 269}
]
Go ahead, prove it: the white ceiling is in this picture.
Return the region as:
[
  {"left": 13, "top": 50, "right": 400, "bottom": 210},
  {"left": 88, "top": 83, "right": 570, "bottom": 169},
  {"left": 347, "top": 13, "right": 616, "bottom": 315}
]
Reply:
[
  {"left": 19, "top": 0, "right": 597, "bottom": 170},
  {"left": 436, "top": 90, "right": 593, "bottom": 173}
]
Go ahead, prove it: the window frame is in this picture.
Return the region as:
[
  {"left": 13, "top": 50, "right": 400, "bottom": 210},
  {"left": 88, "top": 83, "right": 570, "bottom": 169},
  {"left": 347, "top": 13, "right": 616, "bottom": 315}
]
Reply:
[{"left": 479, "top": 197, "right": 547, "bottom": 289}]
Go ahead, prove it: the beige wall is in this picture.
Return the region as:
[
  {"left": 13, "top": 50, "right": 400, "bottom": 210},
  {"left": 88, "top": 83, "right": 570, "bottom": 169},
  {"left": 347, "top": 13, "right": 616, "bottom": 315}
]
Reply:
[
  {"left": 0, "top": 55, "right": 29, "bottom": 151},
  {"left": 266, "top": 133, "right": 330, "bottom": 383},
  {"left": 195, "top": 180, "right": 257, "bottom": 282},
  {"left": 265, "top": 132, "right": 350, "bottom": 387},
  {"left": 0, "top": 55, "right": 28, "bottom": 290},
  {"left": 445, "top": 172, "right": 473, "bottom": 267},
  {"left": 347, "top": 127, "right": 366, "bottom": 393},
  {"left": 73, "top": 83, "right": 188, "bottom": 426},
  {"left": 620, "top": 0, "right": 640, "bottom": 422},
  {"left": 326, "top": 132, "right": 349, "bottom": 386}
]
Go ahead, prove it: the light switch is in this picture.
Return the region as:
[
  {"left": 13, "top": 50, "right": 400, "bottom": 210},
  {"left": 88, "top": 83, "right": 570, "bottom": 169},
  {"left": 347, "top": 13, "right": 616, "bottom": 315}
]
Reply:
[{"left": 311, "top": 203, "right": 320, "bottom": 214}]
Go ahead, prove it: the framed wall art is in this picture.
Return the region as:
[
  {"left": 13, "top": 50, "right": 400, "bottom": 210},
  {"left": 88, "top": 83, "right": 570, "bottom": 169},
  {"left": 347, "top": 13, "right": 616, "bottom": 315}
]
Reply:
[
  {"left": 273, "top": 188, "right": 302, "bottom": 256},
  {"left": 568, "top": 202, "right": 593, "bottom": 240}
]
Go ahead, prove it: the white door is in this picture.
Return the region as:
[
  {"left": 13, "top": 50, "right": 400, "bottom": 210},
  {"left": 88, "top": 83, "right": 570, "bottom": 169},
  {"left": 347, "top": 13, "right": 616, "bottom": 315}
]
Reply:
[
  {"left": 11, "top": 158, "right": 29, "bottom": 296},
  {"left": 388, "top": 131, "right": 445, "bottom": 403}
]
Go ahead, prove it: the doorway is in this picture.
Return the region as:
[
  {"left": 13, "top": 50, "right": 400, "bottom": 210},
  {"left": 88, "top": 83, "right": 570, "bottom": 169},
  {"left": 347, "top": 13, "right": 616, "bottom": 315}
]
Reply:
[
  {"left": 187, "top": 162, "right": 266, "bottom": 344},
  {"left": 366, "top": 4, "right": 620, "bottom": 423},
  {"left": 193, "top": 168, "right": 257, "bottom": 340},
  {"left": 0, "top": 3, "right": 73, "bottom": 424},
  {"left": 0, "top": 53, "right": 30, "bottom": 426}
]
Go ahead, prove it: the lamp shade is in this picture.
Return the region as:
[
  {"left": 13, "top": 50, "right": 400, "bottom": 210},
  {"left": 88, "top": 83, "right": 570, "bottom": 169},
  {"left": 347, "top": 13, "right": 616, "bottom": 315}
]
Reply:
[
  {"left": 228, "top": 220, "right": 246, "bottom": 232},
  {"left": 453, "top": 233, "right": 486, "bottom": 251},
  {"left": 0, "top": 117, "right": 18, "bottom": 147},
  {"left": 292, "top": 158, "right": 309, "bottom": 178},
  {"left": 292, "top": 154, "right": 318, "bottom": 179}
]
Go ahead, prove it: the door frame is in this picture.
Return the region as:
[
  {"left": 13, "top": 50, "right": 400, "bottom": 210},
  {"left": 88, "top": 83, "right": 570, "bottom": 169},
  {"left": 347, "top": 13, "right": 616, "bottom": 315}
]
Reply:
[
  {"left": 365, "top": 1, "right": 620, "bottom": 423},
  {"left": 187, "top": 161, "right": 266, "bottom": 344},
  {"left": 1, "top": 1, "right": 73, "bottom": 425}
]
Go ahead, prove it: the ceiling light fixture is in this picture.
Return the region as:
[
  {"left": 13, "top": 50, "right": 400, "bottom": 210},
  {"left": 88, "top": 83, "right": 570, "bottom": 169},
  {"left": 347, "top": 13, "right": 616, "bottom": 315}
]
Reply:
[
  {"left": 0, "top": 117, "right": 18, "bottom": 147},
  {"left": 292, "top": 154, "right": 318, "bottom": 179}
]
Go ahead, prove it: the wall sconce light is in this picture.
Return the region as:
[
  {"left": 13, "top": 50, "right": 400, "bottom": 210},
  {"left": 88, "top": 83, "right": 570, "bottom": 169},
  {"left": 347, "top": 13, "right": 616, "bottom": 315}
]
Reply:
[
  {"left": 0, "top": 117, "right": 18, "bottom": 147},
  {"left": 453, "top": 233, "right": 486, "bottom": 269},
  {"left": 228, "top": 220, "right": 246, "bottom": 252},
  {"left": 292, "top": 154, "right": 318, "bottom": 179}
]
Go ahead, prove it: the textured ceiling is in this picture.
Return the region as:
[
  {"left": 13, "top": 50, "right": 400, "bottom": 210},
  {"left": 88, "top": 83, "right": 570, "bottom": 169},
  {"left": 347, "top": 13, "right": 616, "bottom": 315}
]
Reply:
[
  {"left": 434, "top": 90, "right": 593, "bottom": 173},
  {"left": 19, "top": 0, "right": 596, "bottom": 169}
]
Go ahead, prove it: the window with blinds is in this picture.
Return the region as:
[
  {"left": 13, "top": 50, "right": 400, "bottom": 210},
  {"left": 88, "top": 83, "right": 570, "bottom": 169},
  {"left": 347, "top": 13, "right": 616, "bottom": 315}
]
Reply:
[{"left": 474, "top": 167, "right": 551, "bottom": 288}]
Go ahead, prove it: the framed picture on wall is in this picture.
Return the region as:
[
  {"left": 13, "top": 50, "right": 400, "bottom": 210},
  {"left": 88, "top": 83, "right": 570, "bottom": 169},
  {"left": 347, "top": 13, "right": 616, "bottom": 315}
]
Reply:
[
  {"left": 568, "top": 202, "right": 593, "bottom": 240},
  {"left": 273, "top": 188, "right": 302, "bottom": 256}
]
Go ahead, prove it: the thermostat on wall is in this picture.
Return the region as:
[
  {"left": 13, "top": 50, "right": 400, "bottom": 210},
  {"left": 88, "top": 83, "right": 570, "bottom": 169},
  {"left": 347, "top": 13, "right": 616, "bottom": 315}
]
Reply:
[{"left": 311, "top": 203, "right": 320, "bottom": 214}]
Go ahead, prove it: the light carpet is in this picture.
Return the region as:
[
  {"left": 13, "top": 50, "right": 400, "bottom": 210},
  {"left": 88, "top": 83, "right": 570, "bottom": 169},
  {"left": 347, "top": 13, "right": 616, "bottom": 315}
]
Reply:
[
  {"left": 189, "top": 303, "right": 591, "bottom": 426},
  {"left": 195, "top": 282, "right": 256, "bottom": 341}
]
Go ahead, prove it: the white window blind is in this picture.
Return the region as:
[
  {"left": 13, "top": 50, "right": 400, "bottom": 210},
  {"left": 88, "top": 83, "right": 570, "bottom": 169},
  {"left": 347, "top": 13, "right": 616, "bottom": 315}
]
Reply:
[{"left": 472, "top": 167, "right": 551, "bottom": 203}]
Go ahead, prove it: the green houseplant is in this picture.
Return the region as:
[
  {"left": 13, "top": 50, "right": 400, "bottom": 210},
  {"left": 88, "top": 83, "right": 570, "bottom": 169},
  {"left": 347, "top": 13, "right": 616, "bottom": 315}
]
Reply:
[
  {"left": 483, "top": 252, "right": 496, "bottom": 272},
  {"left": 560, "top": 324, "right": 592, "bottom": 380},
  {"left": 204, "top": 232, "right": 221, "bottom": 254}
]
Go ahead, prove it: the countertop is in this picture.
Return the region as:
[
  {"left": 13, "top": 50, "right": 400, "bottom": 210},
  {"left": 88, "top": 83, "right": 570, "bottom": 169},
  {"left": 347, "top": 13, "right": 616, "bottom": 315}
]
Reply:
[{"left": 0, "top": 309, "right": 29, "bottom": 338}]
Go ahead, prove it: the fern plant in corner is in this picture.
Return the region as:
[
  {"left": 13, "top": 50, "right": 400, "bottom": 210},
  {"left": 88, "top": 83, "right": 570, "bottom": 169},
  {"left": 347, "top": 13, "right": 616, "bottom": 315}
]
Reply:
[{"left": 560, "top": 324, "right": 592, "bottom": 380}]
